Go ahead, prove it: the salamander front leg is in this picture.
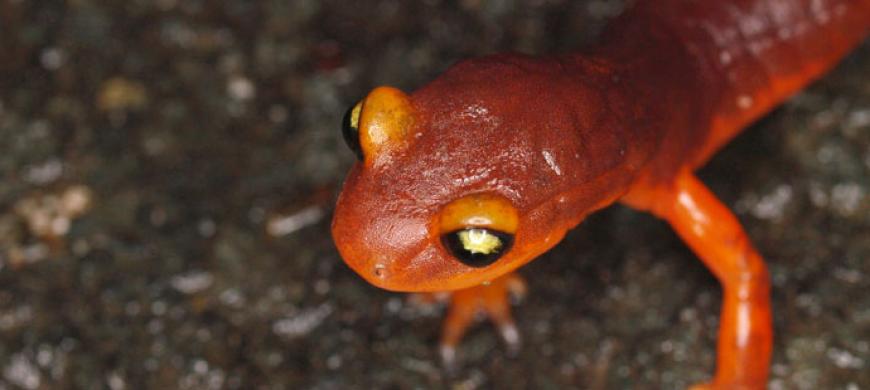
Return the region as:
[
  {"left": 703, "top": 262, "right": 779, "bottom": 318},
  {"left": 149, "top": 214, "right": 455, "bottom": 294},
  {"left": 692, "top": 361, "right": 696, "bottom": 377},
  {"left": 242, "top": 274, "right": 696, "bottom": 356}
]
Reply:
[
  {"left": 625, "top": 171, "right": 772, "bottom": 390},
  {"left": 432, "top": 272, "right": 526, "bottom": 372}
]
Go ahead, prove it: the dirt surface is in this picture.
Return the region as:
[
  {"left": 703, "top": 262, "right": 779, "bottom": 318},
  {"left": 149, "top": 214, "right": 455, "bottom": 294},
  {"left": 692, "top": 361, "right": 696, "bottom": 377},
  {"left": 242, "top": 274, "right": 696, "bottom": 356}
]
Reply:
[{"left": 0, "top": 1, "right": 867, "bottom": 389}]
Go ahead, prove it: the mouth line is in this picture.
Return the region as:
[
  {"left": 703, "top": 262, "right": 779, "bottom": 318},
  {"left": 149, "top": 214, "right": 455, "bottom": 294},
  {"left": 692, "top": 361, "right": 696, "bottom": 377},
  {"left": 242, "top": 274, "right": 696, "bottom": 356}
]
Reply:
[
  {"left": 351, "top": 231, "right": 557, "bottom": 293},
  {"left": 359, "top": 252, "right": 418, "bottom": 292}
]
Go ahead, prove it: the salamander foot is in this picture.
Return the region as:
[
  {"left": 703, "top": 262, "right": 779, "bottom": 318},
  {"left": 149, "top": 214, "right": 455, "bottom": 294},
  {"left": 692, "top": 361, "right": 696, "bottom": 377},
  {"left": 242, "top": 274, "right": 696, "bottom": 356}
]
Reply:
[{"left": 435, "top": 272, "right": 526, "bottom": 371}]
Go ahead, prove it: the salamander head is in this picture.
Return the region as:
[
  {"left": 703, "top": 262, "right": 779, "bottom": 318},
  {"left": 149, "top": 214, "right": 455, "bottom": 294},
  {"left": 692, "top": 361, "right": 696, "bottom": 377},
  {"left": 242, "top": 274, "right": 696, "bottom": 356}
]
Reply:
[{"left": 332, "top": 57, "right": 622, "bottom": 292}]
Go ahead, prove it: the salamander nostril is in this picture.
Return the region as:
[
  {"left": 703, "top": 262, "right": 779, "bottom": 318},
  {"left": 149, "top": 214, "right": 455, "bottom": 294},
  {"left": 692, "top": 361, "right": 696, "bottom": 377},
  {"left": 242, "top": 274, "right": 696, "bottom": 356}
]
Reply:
[
  {"left": 373, "top": 263, "right": 386, "bottom": 278},
  {"left": 442, "top": 228, "right": 513, "bottom": 268}
]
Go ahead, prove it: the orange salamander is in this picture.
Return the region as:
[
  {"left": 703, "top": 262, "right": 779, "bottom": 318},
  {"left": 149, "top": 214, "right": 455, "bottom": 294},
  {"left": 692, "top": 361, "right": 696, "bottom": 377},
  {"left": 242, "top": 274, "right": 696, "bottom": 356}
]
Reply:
[{"left": 332, "top": 0, "right": 870, "bottom": 388}]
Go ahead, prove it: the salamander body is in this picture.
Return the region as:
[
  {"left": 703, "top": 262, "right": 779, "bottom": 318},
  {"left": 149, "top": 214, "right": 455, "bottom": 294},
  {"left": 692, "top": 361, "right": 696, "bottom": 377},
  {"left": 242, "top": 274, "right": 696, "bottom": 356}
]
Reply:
[{"left": 332, "top": 1, "right": 870, "bottom": 388}]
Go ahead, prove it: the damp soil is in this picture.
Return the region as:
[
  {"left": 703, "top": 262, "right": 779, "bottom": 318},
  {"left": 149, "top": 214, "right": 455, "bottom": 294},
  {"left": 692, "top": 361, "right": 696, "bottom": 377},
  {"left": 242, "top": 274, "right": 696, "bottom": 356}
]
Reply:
[{"left": 0, "top": 1, "right": 868, "bottom": 389}]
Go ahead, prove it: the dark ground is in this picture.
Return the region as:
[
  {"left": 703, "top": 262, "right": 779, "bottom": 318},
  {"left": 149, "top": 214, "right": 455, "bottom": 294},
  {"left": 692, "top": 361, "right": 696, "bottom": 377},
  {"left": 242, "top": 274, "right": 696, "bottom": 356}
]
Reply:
[{"left": 0, "top": 1, "right": 868, "bottom": 389}]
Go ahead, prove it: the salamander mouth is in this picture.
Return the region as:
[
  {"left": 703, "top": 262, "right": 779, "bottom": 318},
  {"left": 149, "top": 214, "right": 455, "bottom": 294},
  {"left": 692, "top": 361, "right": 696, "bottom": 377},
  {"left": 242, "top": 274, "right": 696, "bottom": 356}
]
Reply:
[
  {"left": 357, "top": 253, "right": 432, "bottom": 292},
  {"left": 343, "top": 250, "right": 457, "bottom": 293},
  {"left": 337, "top": 249, "right": 408, "bottom": 292}
]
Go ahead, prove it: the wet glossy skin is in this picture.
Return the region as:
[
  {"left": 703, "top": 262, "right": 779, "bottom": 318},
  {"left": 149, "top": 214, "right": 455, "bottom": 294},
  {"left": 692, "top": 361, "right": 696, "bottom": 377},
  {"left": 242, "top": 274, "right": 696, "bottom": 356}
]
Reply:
[{"left": 332, "top": 0, "right": 870, "bottom": 388}]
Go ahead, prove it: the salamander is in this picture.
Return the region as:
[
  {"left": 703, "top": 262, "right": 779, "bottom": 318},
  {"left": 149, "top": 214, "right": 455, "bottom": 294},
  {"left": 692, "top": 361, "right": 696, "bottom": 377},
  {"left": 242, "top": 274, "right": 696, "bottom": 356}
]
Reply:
[{"left": 331, "top": 0, "right": 870, "bottom": 388}]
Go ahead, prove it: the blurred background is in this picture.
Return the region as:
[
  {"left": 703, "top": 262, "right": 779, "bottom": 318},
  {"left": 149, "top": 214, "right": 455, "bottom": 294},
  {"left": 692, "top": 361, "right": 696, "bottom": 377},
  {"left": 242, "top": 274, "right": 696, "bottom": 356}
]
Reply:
[{"left": 0, "top": 0, "right": 868, "bottom": 389}]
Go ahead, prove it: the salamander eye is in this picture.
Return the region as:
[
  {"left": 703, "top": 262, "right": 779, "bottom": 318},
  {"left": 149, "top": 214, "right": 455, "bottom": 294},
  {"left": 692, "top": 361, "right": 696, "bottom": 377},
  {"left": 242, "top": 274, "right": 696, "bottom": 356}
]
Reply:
[
  {"left": 341, "top": 101, "right": 364, "bottom": 160},
  {"left": 442, "top": 228, "right": 514, "bottom": 267},
  {"left": 438, "top": 193, "right": 519, "bottom": 268}
]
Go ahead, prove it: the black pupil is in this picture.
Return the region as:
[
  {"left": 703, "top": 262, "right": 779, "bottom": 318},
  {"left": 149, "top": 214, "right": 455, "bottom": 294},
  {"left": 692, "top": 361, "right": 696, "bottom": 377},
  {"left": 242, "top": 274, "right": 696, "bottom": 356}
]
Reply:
[
  {"left": 442, "top": 228, "right": 514, "bottom": 268},
  {"left": 341, "top": 104, "right": 364, "bottom": 161}
]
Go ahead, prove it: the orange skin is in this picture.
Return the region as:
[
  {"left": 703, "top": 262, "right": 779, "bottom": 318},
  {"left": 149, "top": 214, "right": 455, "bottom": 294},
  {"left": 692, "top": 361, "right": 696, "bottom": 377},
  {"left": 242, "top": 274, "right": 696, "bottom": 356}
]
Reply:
[{"left": 332, "top": 0, "right": 870, "bottom": 388}]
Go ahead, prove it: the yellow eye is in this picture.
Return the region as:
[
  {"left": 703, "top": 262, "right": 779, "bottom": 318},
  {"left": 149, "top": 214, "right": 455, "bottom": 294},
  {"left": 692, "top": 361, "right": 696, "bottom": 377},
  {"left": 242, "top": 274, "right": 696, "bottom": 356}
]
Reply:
[
  {"left": 443, "top": 228, "right": 513, "bottom": 268},
  {"left": 341, "top": 101, "right": 364, "bottom": 160},
  {"left": 438, "top": 193, "right": 519, "bottom": 268},
  {"left": 458, "top": 228, "right": 504, "bottom": 255},
  {"left": 340, "top": 86, "right": 415, "bottom": 166},
  {"left": 349, "top": 101, "right": 362, "bottom": 129}
]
